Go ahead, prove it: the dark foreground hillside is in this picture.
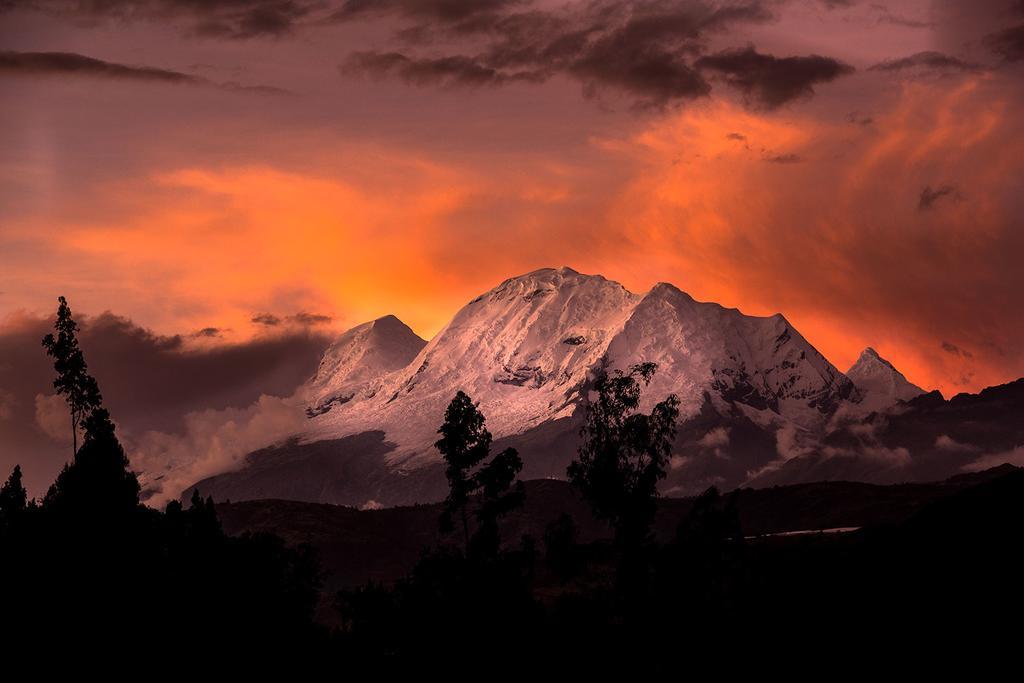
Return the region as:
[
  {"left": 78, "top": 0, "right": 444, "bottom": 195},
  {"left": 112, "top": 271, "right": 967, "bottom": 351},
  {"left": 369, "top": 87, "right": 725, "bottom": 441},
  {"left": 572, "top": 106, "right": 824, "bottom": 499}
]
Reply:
[
  {"left": 217, "top": 465, "right": 1019, "bottom": 603},
  {"left": 208, "top": 463, "right": 1024, "bottom": 670}
]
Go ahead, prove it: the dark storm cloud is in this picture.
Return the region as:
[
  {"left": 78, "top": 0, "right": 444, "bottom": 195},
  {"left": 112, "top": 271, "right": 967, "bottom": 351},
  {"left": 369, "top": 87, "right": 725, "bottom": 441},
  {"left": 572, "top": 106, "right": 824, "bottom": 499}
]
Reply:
[
  {"left": 2, "top": 0, "right": 320, "bottom": 39},
  {"left": 0, "top": 51, "right": 289, "bottom": 93},
  {"left": 942, "top": 341, "right": 974, "bottom": 358},
  {"left": 764, "top": 153, "right": 801, "bottom": 163},
  {"left": 918, "top": 184, "right": 961, "bottom": 210},
  {"left": 329, "top": 0, "right": 524, "bottom": 26},
  {"left": 0, "top": 50, "right": 201, "bottom": 84},
  {"left": 192, "top": 327, "right": 223, "bottom": 338},
  {"left": 250, "top": 311, "right": 333, "bottom": 326},
  {"left": 287, "top": 311, "right": 333, "bottom": 326},
  {"left": 869, "top": 51, "right": 981, "bottom": 73},
  {"left": 0, "top": 310, "right": 331, "bottom": 493},
  {"left": 190, "top": 0, "right": 314, "bottom": 39},
  {"left": 0, "top": 311, "right": 329, "bottom": 431},
  {"left": 872, "top": 6, "right": 932, "bottom": 30},
  {"left": 6, "top": 0, "right": 852, "bottom": 109},
  {"left": 337, "top": 1, "right": 859, "bottom": 110},
  {"left": 251, "top": 313, "right": 282, "bottom": 326},
  {"left": 342, "top": 51, "right": 511, "bottom": 87},
  {"left": 694, "top": 47, "right": 854, "bottom": 109},
  {"left": 988, "top": 23, "right": 1024, "bottom": 61}
]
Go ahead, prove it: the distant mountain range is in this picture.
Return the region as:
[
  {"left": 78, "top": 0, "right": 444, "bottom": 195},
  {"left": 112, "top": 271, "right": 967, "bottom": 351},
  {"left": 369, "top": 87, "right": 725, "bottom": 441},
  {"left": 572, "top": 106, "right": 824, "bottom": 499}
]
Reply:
[{"left": 187, "top": 267, "right": 1024, "bottom": 507}]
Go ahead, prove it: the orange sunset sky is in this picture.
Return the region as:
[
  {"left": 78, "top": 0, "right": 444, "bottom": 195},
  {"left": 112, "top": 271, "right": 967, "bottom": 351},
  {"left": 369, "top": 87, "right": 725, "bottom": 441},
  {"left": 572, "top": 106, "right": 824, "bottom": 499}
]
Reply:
[{"left": 2, "top": 0, "right": 1024, "bottom": 401}]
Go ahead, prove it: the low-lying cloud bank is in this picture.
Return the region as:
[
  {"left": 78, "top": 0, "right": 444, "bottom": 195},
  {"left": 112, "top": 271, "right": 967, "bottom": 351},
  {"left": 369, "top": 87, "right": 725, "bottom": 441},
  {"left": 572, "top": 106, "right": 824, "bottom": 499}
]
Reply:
[
  {"left": 0, "top": 309, "right": 330, "bottom": 498},
  {"left": 131, "top": 393, "right": 310, "bottom": 506}
]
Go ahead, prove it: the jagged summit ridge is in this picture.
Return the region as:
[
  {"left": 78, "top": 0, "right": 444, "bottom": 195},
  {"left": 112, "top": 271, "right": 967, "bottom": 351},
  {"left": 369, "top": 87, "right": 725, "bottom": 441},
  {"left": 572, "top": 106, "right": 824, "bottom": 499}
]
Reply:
[
  {"left": 303, "top": 267, "right": 862, "bottom": 459},
  {"left": 608, "top": 281, "right": 856, "bottom": 423},
  {"left": 305, "top": 266, "right": 641, "bottom": 451},
  {"left": 846, "top": 346, "right": 925, "bottom": 412}
]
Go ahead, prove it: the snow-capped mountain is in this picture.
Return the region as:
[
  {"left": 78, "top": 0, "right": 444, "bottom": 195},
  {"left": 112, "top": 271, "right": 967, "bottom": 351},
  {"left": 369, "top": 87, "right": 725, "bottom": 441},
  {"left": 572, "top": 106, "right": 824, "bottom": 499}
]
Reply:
[
  {"left": 302, "top": 268, "right": 855, "bottom": 462},
  {"left": 306, "top": 315, "right": 426, "bottom": 417},
  {"left": 187, "top": 267, "right": 936, "bottom": 507},
  {"left": 305, "top": 267, "right": 640, "bottom": 461},
  {"left": 845, "top": 347, "right": 925, "bottom": 413},
  {"left": 606, "top": 282, "right": 856, "bottom": 426}
]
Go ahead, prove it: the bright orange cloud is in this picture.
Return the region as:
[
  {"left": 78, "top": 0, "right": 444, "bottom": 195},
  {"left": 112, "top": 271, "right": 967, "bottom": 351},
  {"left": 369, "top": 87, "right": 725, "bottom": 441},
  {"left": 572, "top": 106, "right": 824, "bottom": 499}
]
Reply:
[
  {"left": 2, "top": 80, "right": 1021, "bottom": 399},
  {"left": 600, "top": 79, "right": 1024, "bottom": 396}
]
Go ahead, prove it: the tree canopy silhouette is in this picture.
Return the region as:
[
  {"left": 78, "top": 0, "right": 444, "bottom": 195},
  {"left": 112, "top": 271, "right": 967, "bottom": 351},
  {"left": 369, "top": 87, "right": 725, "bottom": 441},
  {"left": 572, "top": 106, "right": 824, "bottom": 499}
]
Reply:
[
  {"left": 568, "top": 361, "right": 680, "bottom": 552},
  {"left": 0, "top": 298, "right": 326, "bottom": 657},
  {"left": 37, "top": 297, "right": 142, "bottom": 516},
  {"left": 435, "top": 391, "right": 524, "bottom": 555},
  {"left": 0, "top": 465, "right": 29, "bottom": 534},
  {"left": 43, "top": 406, "right": 141, "bottom": 516},
  {"left": 41, "top": 296, "right": 102, "bottom": 457}
]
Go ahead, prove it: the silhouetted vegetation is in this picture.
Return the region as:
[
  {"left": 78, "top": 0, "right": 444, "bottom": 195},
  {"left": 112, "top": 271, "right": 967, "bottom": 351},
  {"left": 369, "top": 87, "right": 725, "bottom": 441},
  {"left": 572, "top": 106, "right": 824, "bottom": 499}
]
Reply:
[
  {"left": 568, "top": 361, "right": 679, "bottom": 589},
  {"left": 4, "top": 297, "right": 1024, "bottom": 669},
  {"left": 435, "top": 390, "right": 525, "bottom": 556},
  {"left": 569, "top": 362, "right": 679, "bottom": 543},
  {"left": 41, "top": 296, "right": 102, "bottom": 457},
  {"left": 1, "top": 298, "right": 325, "bottom": 661}
]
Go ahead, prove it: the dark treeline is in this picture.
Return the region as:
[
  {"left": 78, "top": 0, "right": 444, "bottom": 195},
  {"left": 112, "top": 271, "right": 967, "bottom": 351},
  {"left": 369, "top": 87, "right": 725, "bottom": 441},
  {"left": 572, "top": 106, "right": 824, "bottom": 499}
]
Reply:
[
  {"left": 1, "top": 298, "right": 324, "bottom": 662},
  {"left": 2, "top": 297, "right": 1023, "bottom": 670}
]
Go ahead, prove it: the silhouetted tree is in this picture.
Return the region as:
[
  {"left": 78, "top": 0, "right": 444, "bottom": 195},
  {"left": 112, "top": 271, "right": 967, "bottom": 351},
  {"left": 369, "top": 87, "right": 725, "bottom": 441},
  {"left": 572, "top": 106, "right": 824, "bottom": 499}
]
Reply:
[
  {"left": 43, "top": 406, "right": 140, "bottom": 515},
  {"left": 0, "top": 303, "right": 328, "bottom": 663},
  {"left": 41, "top": 296, "right": 102, "bottom": 457},
  {"left": 0, "top": 465, "right": 28, "bottom": 532},
  {"left": 568, "top": 362, "right": 679, "bottom": 554},
  {"left": 436, "top": 392, "right": 490, "bottom": 547},
  {"left": 435, "top": 391, "right": 524, "bottom": 555},
  {"left": 0, "top": 465, "right": 27, "bottom": 514}
]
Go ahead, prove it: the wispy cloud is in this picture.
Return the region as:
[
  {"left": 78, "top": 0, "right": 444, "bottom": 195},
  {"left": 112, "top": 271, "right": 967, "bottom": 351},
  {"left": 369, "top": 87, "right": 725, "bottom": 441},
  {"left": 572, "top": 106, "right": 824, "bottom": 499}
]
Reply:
[{"left": 0, "top": 50, "right": 290, "bottom": 93}]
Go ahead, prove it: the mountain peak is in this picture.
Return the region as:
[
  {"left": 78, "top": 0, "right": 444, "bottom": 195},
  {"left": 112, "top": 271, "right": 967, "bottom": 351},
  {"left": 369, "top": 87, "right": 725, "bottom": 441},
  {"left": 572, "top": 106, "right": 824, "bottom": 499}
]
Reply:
[
  {"left": 847, "top": 346, "right": 925, "bottom": 411},
  {"left": 859, "top": 347, "right": 886, "bottom": 363},
  {"left": 478, "top": 267, "right": 632, "bottom": 308},
  {"left": 852, "top": 346, "right": 898, "bottom": 372},
  {"left": 307, "top": 314, "right": 426, "bottom": 415},
  {"left": 647, "top": 281, "right": 695, "bottom": 302},
  {"left": 368, "top": 314, "right": 410, "bottom": 332},
  {"left": 512, "top": 265, "right": 581, "bottom": 280}
]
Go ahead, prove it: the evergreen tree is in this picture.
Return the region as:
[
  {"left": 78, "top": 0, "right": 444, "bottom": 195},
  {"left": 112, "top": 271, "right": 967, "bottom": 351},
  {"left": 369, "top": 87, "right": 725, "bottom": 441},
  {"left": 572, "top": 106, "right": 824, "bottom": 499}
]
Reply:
[
  {"left": 567, "top": 361, "right": 680, "bottom": 553},
  {"left": 0, "top": 464, "right": 28, "bottom": 523},
  {"left": 43, "top": 406, "right": 140, "bottom": 514},
  {"left": 41, "top": 296, "right": 102, "bottom": 457},
  {"left": 436, "top": 392, "right": 491, "bottom": 548},
  {"left": 37, "top": 297, "right": 139, "bottom": 515},
  {"left": 435, "top": 391, "right": 524, "bottom": 555}
]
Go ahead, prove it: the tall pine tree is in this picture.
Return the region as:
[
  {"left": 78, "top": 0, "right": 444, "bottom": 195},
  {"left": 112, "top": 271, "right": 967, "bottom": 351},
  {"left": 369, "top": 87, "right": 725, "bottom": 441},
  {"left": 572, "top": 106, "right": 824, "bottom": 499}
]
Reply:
[
  {"left": 39, "top": 297, "right": 139, "bottom": 515},
  {"left": 0, "top": 464, "right": 28, "bottom": 523},
  {"left": 41, "top": 296, "right": 102, "bottom": 457}
]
